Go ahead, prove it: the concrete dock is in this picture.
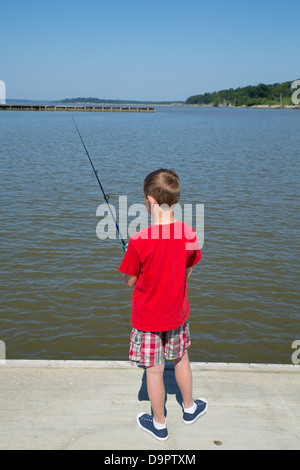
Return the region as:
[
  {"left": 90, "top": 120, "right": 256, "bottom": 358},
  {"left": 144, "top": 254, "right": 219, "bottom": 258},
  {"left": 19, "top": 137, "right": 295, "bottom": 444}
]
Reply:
[
  {"left": 0, "top": 361, "right": 299, "bottom": 450},
  {"left": 0, "top": 104, "right": 156, "bottom": 113}
]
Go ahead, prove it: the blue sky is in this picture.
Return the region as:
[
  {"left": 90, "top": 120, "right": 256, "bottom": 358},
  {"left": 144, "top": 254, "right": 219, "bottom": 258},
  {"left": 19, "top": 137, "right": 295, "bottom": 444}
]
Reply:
[{"left": 1, "top": 0, "right": 298, "bottom": 101}]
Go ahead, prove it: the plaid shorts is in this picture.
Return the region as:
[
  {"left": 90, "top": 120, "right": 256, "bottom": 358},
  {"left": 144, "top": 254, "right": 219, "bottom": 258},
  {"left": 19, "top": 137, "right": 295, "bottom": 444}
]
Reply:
[{"left": 129, "top": 322, "right": 191, "bottom": 367}]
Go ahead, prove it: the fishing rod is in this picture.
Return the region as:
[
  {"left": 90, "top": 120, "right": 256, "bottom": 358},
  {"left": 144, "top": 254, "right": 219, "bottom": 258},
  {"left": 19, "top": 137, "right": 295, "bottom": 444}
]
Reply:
[{"left": 72, "top": 116, "right": 127, "bottom": 252}]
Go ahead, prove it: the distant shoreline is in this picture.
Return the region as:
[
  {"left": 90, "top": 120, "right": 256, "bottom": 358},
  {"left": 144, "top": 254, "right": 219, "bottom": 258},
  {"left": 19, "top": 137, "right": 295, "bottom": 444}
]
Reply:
[
  {"left": 4, "top": 99, "right": 299, "bottom": 109},
  {"left": 6, "top": 99, "right": 183, "bottom": 107},
  {"left": 186, "top": 103, "right": 299, "bottom": 109}
]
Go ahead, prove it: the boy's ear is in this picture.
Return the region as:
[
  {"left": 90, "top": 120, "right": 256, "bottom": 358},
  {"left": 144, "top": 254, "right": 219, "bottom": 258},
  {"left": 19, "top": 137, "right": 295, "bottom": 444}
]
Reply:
[{"left": 147, "top": 195, "right": 157, "bottom": 205}]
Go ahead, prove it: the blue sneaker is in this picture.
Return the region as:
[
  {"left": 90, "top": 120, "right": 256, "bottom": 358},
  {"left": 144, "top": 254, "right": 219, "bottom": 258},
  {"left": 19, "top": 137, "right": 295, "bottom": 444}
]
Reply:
[
  {"left": 137, "top": 413, "right": 168, "bottom": 441},
  {"left": 182, "top": 398, "right": 208, "bottom": 425}
]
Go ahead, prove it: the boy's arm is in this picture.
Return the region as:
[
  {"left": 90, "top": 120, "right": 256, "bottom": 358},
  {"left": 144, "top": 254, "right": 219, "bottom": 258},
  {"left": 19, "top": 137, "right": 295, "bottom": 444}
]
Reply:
[
  {"left": 119, "top": 238, "right": 140, "bottom": 287},
  {"left": 123, "top": 273, "right": 138, "bottom": 287},
  {"left": 185, "top": 267, "right": 193, "bottom": 281}
]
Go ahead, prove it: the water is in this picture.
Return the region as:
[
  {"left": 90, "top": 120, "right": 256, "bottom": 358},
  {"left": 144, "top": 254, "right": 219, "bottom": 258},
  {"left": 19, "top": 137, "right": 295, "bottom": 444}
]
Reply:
[{"left": 0, "top": 106, "right": 299, "bottom": 363}]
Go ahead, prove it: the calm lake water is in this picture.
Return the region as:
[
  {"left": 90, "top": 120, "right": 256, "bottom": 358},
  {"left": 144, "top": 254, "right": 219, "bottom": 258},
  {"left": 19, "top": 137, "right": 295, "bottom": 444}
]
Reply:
[{"left": 1, "top": 106, "right": 299, "bottom": 363}]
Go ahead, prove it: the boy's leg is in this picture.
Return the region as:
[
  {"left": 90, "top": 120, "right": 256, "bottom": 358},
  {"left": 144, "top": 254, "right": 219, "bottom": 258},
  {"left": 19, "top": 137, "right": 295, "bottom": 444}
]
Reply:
[
  {"left": 173, "top": 351, "right": 208, "bottom": 424},
  {"left": 172, "top": 351, "right": 194, "bottom": 410},
  {"left": 146, "top": 363, "right": 166, "bottom": 424}
]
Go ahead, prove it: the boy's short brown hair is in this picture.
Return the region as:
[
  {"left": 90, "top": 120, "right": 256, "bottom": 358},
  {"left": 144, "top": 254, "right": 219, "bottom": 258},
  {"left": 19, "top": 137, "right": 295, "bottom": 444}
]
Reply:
[{"left": 143, "top": 169, "right": 180, "bottom": 206}]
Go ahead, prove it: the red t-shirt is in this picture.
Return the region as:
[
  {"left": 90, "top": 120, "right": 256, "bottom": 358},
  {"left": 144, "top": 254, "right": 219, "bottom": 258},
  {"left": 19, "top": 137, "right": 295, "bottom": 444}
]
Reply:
[{"left": 118, "top": 221, "right": 201, "bottom": 332}]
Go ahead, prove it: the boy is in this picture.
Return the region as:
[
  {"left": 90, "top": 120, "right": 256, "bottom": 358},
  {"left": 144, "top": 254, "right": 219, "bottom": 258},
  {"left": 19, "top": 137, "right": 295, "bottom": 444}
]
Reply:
[{"left": 119, "top": 169, "right": 207, "bottom": 441}]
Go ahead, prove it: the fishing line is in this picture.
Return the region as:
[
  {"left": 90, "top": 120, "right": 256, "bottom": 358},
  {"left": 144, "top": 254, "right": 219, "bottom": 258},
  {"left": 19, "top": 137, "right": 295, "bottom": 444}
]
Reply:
[{"left": 72, "top": 116, "right": 127, "bottom": 251}]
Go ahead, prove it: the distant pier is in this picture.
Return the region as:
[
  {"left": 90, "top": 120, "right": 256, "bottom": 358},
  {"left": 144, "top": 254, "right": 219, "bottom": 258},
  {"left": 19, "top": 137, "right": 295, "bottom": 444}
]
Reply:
[{"left": 0, "top": 104, "right": 156, "bottom": 113}]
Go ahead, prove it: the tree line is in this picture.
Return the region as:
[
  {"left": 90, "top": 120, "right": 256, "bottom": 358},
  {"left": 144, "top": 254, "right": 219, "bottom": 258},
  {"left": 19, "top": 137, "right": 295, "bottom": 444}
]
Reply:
[
  {"left": 185, "top": 81, "right": 294, "bottom": 107},
  {"left": 60, "top": 97, "right": 182, "bottom": 105}
]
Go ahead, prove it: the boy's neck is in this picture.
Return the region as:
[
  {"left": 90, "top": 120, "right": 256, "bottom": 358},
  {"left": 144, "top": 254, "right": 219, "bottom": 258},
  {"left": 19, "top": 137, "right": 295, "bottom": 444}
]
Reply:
[{"left": 152, "top": 206, "right": 176, "bottom": 225}]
